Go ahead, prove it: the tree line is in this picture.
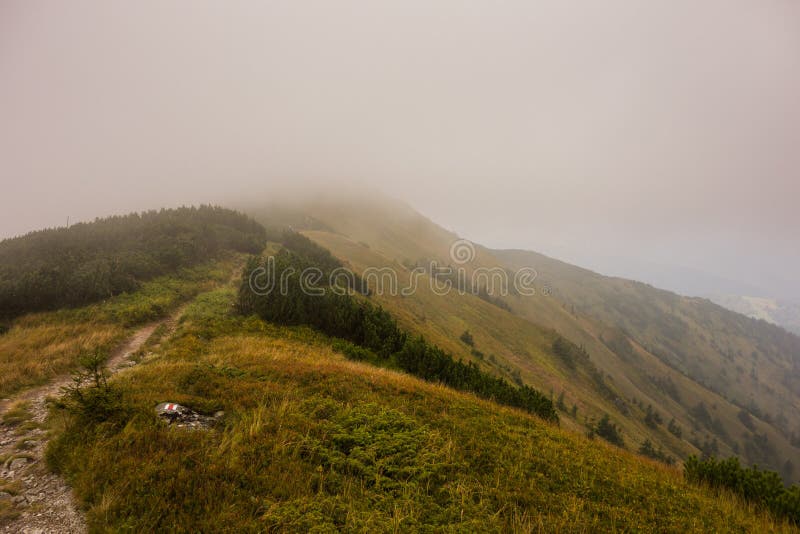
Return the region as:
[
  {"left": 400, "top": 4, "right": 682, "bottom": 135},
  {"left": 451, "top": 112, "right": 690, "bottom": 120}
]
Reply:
[
  {"left": 237, "top": 232, "right": 558, "bottom": 423},
  {"left": 0, "top": 205, "right": 266, "bottom": 319}
]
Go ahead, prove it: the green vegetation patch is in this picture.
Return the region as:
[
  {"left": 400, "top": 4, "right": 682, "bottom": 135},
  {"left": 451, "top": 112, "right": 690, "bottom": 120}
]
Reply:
[
  {"left": 0, "top": 205, "right": 265, "bottom": 319},
  {"left": 685, "top": 455, "right": 800, "bottom": 525},
  {"left": 0, "top": 257, "right": 238, "bottom": 398},
  {"left": 45, "top": 283, "right": 794, "bottom": 532},
  {"left": 1, "top": 402, "right": 32, "bottom": 428}
]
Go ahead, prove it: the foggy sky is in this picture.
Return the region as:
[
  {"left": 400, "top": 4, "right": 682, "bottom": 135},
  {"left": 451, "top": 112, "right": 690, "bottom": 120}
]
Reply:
[{"left": 1, "top": 1, "right": 798, "bottom": 299}]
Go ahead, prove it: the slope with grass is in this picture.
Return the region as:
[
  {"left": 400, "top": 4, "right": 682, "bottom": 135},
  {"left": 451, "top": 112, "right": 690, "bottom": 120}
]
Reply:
[
  {"left": 496, "top": 247, "right": 800, "bottom": 476},
  {"left": 299, "top": 230, "right": 634, "bottom": 439},
  {"left": 2, "top": 199, "right": 797, "bottom": 530},
  {"left": 0, "top": 258, "right": 238, "bottom": 400},
  {"left": 0, "top": 205, "right": 265, "bottom": 398},
  {"left": 46, "top": 279, "right": 796, "bottom": 532},
  {"left": 0, "top": 252, "right": 245, "bottom": 533},
  {"left": 709, "top": 294, "right": 800, "bottom": 336},
  {"left": 0, "top": 205, "right": 266, "bottom": 320},
  {"left": 244, "top": 194, "right": 800, "bottom": 481}
]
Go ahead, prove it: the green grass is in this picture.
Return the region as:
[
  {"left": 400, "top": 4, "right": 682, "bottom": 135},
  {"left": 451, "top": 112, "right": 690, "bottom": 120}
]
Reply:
[
  {"left": 1, "top": 402, "right": 32, "bottom": 428},
  {"left": 303, "top": 231, "right": 646, "bottom": 446},
  {"left": 46, "top": 285, "right": 795, "bottom": 532},
  {"left": 0, "top": 480, "right": 22, "bottom": 525},
  {"left": 0, "top": 256, "right": 241, "bottom": 398},
  {"left": 283, "top": 197, "right": 800, "bottom": 479}
]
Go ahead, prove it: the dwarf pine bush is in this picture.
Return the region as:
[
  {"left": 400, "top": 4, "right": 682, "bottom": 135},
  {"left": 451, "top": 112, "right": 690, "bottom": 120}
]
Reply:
[{"left": 684, "top": 455, "right": 800, "bottom": 525}]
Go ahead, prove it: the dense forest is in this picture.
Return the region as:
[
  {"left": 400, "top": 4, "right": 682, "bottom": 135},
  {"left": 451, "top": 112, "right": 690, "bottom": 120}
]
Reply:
[
  {"left": 237, "top": 232, "right": 557, "bottom": 422},
  {"left": 0, "top": 206, "right": 266, "bottom": 319}
]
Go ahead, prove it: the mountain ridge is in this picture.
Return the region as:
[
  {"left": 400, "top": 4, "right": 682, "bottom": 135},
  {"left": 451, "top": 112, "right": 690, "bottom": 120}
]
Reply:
[{"left": 246, "top": 194, "right": 800, "bottom": 482}]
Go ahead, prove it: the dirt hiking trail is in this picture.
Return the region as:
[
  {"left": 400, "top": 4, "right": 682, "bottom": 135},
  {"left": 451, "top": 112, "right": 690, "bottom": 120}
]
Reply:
[{"left": 0, "top": 308, "right": 186, "bottom": 534}]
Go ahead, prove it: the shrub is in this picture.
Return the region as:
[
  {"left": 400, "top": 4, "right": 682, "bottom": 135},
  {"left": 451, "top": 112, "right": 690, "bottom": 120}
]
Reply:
[
  {"left": 474, "top": 288, "right": 512, "bottom": 311},
  {"left": 691, "top": 402, "right": 713, "bottom": 428},
  {"left": 639, "top": 439, "right": 675, "bottom": 465},
  {"left": 649, "top": 374, "right": 681, "bottom": 402},
  {"left": 551, "top": 336, "right": 579, "bottom": 369},
  {"left": 592, "top": 414, "right": 624, "bottom": 448},
  {"left": 667, "top": 418, "right": 683, "bottom": 438},
  {"left": 460, "top": 330, "right": 475, "bottom": 346},
  {"left": 58, "top": 351, "right": 129, "bottom": 427},
  {"left": 301, "top": 403, "right": 451, "bottom": 493},
  {"left": 684, "top": 455, "right": 800, "bottom": 525},
  {"left": 644, "top": 405, "right": 663, "bottom": 428}
]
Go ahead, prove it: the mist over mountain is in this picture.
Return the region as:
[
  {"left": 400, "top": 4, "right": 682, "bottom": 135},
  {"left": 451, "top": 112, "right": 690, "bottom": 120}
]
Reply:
[
  {"left": 2, "top": 0, "right": 799, "bottom": 302},
  {"left": 708, "top": 294, "right": 800, "bottom": 336},
  {"left": 1, "top": 3, "right": 800, "bottom": 530}
]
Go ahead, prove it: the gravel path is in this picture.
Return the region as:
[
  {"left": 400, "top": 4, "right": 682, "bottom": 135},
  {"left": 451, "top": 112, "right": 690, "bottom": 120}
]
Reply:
[{"left": 0, "top": 311, "right": 183, "bottom": 534}]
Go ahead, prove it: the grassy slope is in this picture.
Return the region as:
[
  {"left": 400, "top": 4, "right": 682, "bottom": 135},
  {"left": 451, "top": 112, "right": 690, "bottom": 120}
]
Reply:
[
  {"left": 304, "top": 231, "right": 632, "bottom": 439},
  {"left": 47, "top": 284, "right": 794, "bottom": 532},
  {"left": 497, "top": 248, "right": 800, "bottom": 474},
  {"left": 0, "top": 256, "right": 239, "bottom": 398},
  {"left": 247, "top": 196, "right": 800, "bottom": 478},
  {"left": 254, "top": 199, "right": 700, "bottom": 457}
]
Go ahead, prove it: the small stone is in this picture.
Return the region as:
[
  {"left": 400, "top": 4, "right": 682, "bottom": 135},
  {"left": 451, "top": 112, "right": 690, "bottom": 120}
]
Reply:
[
  {"left": 9, "top": 457, "right": 31, "bottom": 471},
  {"left": 155, "top": 402, "right": 216, "bottom": 429},
  {"left": 155, "top": 402, "right": 189, "bottom": 420}
]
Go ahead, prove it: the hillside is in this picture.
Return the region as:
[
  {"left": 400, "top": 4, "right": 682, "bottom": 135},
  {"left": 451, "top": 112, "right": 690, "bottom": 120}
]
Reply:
[
  {"left": 45, "top": 268, "right": 792, "bottom": 532},
  {"left": 0, "top": 205, "right": 266, "bottom": 400},
  {"left": 245, "top": 194, "right": 800, "bottom": 482},
  {"left": 496, "top": 248, "right": 800, "bottom": 475},
  {"left": 709, "top": 294, "right": 800, "bottom": 337},
  {"left": 0, "top": 205, "right": 266, "bottom": 320},
  {"left": 1, "top": 202, "right": 798, "bottom": 531}
]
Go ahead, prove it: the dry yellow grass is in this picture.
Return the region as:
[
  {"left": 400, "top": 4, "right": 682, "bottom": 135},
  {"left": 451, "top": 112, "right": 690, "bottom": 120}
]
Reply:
[
  {"left": 296, "top": 202, "right": 800, "bottom": 475},
  {"left": 246, "top": 197, "right": 796, "bottom": 484},
  {"left": 47, "top": 287, "right": 799, "bottom": 531},
  {"left": 0, "top": 257, "right": 239, "bottom": 399},
  {"left": 0, "top": 318, "right": 124, "bottom": 398}
]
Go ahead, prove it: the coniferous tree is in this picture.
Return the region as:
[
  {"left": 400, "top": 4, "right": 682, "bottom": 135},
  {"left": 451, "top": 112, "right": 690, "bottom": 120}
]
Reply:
[{"left": 0, "top": 206, "right": 266, "bottom": 318}]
